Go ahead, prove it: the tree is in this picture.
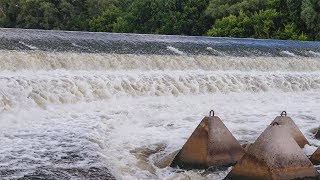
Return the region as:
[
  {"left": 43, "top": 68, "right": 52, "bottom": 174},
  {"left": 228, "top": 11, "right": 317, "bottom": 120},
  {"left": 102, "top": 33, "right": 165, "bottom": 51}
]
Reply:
[
  {"left": 112, "top": 16, "right": 130, "bottom": 33},
  {"left": 276, "top": 23, "right": 308, "bottom": 40},
  {"left": 301, "top": 0, "right": 320, "bottom": 40},
  {"left": 0, "top": 0, "right": 20, "bottom": 27},
  {"left": 205, "top": 0, "right": 268, "bottom": 21},
  {"left": 85, "top": 0, "right": 114, "bottom": 18},
  {"left": 207, "top": 0, "right": 311, "bottom": 40},
  {"left": 16, "top": 0, "right": 59, "bottom": 29},
  {"left": 89, "top": 6, "right": 121, "bottom": 32},
  {"left": 121, "top": 0, "right": 211, "bottom": 35},
  {"left": 175, "top": 0, "right": 212, "bottom": 35},
  {"left": 250, "top": 9, "right": 278, "bottom": 38},
  {"left": 207, "top": 11, "right": 250, "bottom": 38},
  {"left": 0, "top": 0, "right": 318, "bottom": 40},
  {"left": 207, "top": 9, "right": 279, "bottom": 39}
]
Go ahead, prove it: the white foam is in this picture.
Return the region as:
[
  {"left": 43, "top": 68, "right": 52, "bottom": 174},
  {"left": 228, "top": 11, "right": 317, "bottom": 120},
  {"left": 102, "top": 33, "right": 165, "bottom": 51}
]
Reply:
[
  {"left": 71, "top": 43, "right": 78, "bottom": 46},
  {"left": 1, "top": 51, "right": 320, "bottom": 72},
  {"left": 206, "top": 47, "right": 225, "bottom": 56},
  {"left": 0, "top": 49, "right": 320, "bottom": 179},
  {"left": 18, "top": 41, "right": 39, "bottom": 50},
  {"left": 1, "top": 70, "right": 320, "bottom": 110},
  {"left": 307, "top": 50, "right": 320, "bottom": 57},
  {"left": 280, "top": 50, "right": 295, "bottom": 57},
  {"left": 303, "top": 144, "right": 318, "bottom": 156},
  {"left": 1, "top": 92, "right": 320, "bottom": 179},
  {"left": 167, "top": 46, "right": 184, "bottom": 55}
]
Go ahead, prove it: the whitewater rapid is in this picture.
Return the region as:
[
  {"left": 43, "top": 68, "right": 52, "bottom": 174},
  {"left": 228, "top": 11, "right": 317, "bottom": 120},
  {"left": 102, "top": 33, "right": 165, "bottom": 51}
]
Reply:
[
  {"left": 1, "top": 92, "right": 320, "bottom": 179},
  {"left": 0, "top": 30, "right": 320, "bottom": 179},
  {"left": 1, "top": 51, "right": 320, "bottom": 72},
  {"left": 1, "top": 51, "right": 320, "bottom": 111}
]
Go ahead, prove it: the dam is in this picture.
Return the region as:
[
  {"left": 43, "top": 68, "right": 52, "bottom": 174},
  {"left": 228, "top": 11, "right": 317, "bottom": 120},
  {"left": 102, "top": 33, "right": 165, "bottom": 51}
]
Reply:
[{"left": 0, "top": 28, "right": 320, "bottom": 179}]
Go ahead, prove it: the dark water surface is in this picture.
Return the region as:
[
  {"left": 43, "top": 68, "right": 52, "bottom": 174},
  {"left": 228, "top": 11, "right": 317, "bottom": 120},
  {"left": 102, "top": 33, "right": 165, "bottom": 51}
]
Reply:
[{"left": 1, "top": 28, "right": 320, "bottom": 56}]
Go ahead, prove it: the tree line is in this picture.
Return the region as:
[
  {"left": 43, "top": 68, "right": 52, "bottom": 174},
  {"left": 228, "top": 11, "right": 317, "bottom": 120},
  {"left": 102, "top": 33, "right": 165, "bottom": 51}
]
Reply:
[{"left": 0, "top": 0, "right": 319, "bottom": 40}]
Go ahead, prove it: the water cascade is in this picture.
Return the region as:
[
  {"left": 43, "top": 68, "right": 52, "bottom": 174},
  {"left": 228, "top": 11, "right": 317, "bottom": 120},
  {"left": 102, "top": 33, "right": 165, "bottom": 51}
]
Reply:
[{"left": 1, "top": 28, "right": 320, "bottom": 179}]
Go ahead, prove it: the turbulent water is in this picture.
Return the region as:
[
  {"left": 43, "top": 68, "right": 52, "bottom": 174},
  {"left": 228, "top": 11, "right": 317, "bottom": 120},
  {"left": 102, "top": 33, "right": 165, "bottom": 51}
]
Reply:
[{"left": 0, "top": 28, "right": 320, "bottom": 179}]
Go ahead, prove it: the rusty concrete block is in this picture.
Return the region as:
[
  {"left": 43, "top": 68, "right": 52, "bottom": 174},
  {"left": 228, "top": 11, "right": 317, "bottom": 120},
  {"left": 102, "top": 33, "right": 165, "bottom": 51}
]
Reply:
[
  {"left": 270, "top": 111, "right": 309, "bottom": 148},
  {"left": 225, "top": 123, "right": 318, "bottom": 180},
  {"left": 170, "top": 110, "right": 245, "bottom": 169}
]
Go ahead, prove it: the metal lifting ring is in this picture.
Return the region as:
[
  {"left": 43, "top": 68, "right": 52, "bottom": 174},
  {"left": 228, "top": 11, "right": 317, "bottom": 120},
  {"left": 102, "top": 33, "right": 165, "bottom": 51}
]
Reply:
[
  {"left": 209, "top": 110, "right": 214, "bottom": 117},
  {"left": 280, "top": 111, "right": 287, "bottom": 117},
  {"left": 272, "top": 122, "right": 280, "bottom": 126}
]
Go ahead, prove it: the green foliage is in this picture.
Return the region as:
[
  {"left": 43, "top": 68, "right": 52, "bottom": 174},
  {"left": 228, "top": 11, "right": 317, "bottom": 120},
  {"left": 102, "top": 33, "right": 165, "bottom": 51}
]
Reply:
[
  {"left": 251, "top": 9, "right": 278, "bottom": 38},
  {"left": 276, "top": 24, "right": 308, "bottom": 40},
  {"left": 85, "top": 0, "right": 113, "bottom": 17},
  {"left": 109, "top": 0, "right": 211, "bottom": 35},
  {"left": 16, "top": 0, "right": 59, "bottom": 29},
  {"left": 112, "top": 16, "right": 129, "bottom": 33},
  {"left": 178, "top": 0, "right": 212, "bottom": 35},
  {"left": 301, "top": 0, "right": 320, "bottom": 40},
  {"left": 207, "top": 12, "right": 249, "bottom": 38},
  {"left": 207, "top": 0, "right": 317, "bottom": 40},
  {"left": 205, "top": 0, "right": 268, "bottom": 20},
  {"left": 0, "top": 0, "right": 100, "bottom": 30},
  {"left": 89, "top": 7, "right": 121, "bottom": 32},
  {"left": 207, "top": 9, "right": 278, "bottom": 39},
  {"left": 0, "top": 0, "right": 20, "bottom": 27},
  {"left": 0, "top": 0, "right": 319, "bottom": 40}
]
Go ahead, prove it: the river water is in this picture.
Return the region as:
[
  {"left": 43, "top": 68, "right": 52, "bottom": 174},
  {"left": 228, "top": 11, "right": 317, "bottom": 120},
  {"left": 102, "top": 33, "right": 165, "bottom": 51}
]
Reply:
[{"left": 0, "top": 28, "right": 320, "bottom": 179}]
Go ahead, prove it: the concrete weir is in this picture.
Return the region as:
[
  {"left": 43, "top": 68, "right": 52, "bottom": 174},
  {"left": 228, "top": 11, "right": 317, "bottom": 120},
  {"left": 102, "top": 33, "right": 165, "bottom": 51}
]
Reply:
[
  {"left": 225, "top": 123, "right": 319, "bottom": 180},
  {"left": 270, "top": 111, "right": 309, "bottom": 148},
  {"left": 170, "top": 110, "right": 245, "bottom": 169}
]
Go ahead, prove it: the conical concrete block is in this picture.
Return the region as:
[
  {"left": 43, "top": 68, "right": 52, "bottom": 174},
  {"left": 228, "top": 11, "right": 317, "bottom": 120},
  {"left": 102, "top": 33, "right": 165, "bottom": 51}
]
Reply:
[
  {"left": 154, "top": 150, "right": 180, "bottom": 168},
  {"left": 310, "top": 147, "right": 320, "bottom": 165},
  {"left": 315, "top": 126, "right": 320, "bottom": 140},
  {"left": 170, "top": 110, "right": 245, "bottom": 169},
  {"left": 225, "top": 123, "right": 319, "bottom": 180},
  {"left": 242, "top": 143, "right": 252, "bottom": 152},
  {"left": 270, "top": 111, "right": 309, "bottom": 148}
]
